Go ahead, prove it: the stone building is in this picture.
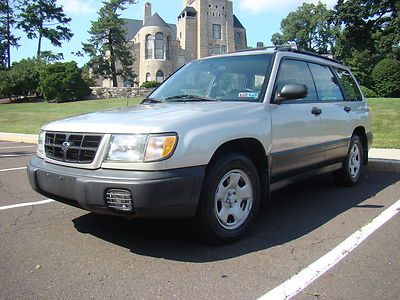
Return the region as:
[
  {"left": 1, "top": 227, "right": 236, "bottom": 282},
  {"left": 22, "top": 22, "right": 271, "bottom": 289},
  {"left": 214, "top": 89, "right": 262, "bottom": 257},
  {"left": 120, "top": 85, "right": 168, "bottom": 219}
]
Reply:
[{"left": 102, "top": 0, "right": 247, "bottom": 87}]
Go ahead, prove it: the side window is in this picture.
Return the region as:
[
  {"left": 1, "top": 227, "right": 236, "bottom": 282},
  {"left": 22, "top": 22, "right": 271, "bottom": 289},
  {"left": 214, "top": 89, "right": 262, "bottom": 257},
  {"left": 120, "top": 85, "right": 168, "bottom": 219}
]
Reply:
[
  {"left": 308, "top": 63, "right": 344, "bottom": 101},
  {"left": 274, "top": 60, "right": 317, "bottom": 101},
  {"left": 334, "top": 68, "right": 363, "bottom": 101}
]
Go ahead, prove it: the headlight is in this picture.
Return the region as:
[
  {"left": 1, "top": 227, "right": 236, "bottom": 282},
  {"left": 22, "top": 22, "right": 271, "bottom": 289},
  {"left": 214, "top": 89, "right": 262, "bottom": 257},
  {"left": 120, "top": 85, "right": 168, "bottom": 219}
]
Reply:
[
  {"left": 105, "top": 134, "right": 178, "bottom": 162},
  {"left": 37, "top": 130, "right": 45, "bottom": 158},
  {"left": 106, "top": 135, "right": 148, "bottom": 161}
]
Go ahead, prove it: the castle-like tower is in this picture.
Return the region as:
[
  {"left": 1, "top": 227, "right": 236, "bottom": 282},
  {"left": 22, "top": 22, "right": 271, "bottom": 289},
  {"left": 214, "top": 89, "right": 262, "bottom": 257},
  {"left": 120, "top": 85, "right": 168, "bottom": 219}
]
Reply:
[
  {"left": 177, "top": 0, "right": 246, "bottom": 60},
  {"left": 101, "top": 0, "right": 247, "bottom": 87}
]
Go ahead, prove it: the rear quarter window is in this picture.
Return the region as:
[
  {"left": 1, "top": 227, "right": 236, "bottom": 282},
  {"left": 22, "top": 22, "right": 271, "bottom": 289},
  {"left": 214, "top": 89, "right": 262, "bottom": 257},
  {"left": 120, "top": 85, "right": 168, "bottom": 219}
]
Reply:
[{"left": 334, "top": 68, "right": 363, "bottom": 101}]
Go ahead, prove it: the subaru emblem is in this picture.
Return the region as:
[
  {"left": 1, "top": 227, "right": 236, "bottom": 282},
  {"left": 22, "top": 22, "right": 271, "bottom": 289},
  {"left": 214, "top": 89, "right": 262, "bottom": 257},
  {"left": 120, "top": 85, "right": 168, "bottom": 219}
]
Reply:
[{"left": 62, "top": 141, "right": 71, "bottom": 152}]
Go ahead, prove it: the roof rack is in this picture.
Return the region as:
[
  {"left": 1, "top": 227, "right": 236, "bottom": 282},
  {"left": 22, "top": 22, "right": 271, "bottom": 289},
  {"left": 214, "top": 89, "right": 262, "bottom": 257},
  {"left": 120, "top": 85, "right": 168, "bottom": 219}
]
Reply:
[
  {"left": 277, "top": 47, "right": 341, "bottom": 64},
  {"left": 237, "top": 45, "right": 341, "bottom": 64},
  {"left": 236, "top": 45, "right": 295, "bottom": 53}
]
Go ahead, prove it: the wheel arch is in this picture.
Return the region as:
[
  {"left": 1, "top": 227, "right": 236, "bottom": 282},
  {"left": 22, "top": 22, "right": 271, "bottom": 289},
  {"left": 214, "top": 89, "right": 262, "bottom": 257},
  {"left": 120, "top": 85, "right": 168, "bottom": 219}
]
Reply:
[
  {"left": 206, "top": 138, "right": 270, "bottom": 205},
  {"left": 353, "top": 126, "right": 368, "bottom": 165},
  {"left": 207, "top": 138, "right": 268, "bottom": 175}
]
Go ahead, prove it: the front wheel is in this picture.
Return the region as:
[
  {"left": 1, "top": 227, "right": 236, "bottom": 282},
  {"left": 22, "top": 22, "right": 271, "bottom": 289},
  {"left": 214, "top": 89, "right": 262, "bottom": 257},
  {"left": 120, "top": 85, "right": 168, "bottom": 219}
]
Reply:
[
  {"left": 197, "top": 152, "right": 260, "bottom": 244},
  {"left": 335, "top": 135, "right": 363, "bottom": 186}
]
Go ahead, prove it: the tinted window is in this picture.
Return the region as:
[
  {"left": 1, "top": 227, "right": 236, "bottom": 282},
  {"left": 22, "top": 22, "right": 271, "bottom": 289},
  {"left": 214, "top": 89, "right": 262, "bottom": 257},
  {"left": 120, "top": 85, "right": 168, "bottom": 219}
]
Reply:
[
  {"left": 335, "top": 68, "right": 363, "bottom": 101},
  {"left": 308, "top": 63, "right": 344, "bottom": 101},
  {"left": 275, "top": 60, "right": 317, "bottom": 101}
]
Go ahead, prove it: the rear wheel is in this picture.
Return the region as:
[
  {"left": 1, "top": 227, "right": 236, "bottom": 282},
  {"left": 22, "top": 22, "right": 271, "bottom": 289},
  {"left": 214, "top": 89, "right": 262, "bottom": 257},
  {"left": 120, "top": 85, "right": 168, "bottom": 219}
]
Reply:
[
  {"left": 335, "top": 135, "right": 363, "bottom": 186},
  {"left": 197, "top": 152, "right": 260, "bottom": 244}
]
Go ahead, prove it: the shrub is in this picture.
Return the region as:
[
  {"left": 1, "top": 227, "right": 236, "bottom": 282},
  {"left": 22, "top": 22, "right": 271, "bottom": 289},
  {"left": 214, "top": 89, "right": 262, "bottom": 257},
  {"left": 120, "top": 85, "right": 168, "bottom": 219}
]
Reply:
[
  {"left": 39, "top": 62, "right": 91, "bottom": 102},
  {"left": 0, "top": 58, "right": 43, "bottom": 100},
  {"left": 371, "top": 58, "right": 400, "bottom": 97},
  {"left": 141, "top": 80, "right": 160, "bottom": 88},
  {"left": 360, "top": 86, "right": 378, "bottom": 98}
]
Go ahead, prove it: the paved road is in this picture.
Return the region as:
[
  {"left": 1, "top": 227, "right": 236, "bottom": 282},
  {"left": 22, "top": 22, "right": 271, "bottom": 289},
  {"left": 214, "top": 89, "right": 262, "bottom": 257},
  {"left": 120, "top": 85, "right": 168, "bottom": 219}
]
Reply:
[{"left": 0, "top": 142, "right": 399, "bottom": 299}]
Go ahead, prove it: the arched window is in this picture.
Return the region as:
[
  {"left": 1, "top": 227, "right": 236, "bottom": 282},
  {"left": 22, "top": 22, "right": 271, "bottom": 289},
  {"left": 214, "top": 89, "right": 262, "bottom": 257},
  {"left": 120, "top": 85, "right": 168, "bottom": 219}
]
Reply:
[
  {"left": 155, "top": 32, "right": 164, "bottom": 59},
  {"left": 145, "top": 34, "right": 153, "bottom": 59},
  {"left": 166, "top": 36, "right": 171, "bottom": 60},
  {"left": 156, "top": 70, "right": 164, "bottom": 83},
  {"left": 146, "top": 72, "right": 151, "bottom": 82}
]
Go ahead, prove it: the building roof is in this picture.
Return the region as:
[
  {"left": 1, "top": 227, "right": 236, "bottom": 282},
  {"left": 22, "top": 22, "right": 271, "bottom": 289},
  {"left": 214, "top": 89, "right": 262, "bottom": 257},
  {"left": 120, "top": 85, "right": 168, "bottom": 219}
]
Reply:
[
  {"left": 144, "top": 13, "right": 170, "bottom": 28},
  {"left": 179, "top": 6, "right": 197, "bottom": 15},
  {"left": 123, "top": 19, "right": 144, "bottom": 40},
  {"left": 233, "top": 15, "right": 245, "bottom": 29},
  {"left": 122, "top": 16, "right": 177, "bottom": 41}
]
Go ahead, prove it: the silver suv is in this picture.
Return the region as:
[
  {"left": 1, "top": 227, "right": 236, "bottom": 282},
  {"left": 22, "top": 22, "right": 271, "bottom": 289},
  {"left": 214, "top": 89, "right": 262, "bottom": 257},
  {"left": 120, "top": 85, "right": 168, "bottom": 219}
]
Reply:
[{"left": 27, "top": 47, "right": 372, "bottom": 243}]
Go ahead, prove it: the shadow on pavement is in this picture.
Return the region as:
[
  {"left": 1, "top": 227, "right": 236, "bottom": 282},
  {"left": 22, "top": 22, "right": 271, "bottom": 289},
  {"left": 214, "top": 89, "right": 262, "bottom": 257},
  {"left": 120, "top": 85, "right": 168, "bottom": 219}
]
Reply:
[{"left": 73, "top": 171, "right": 400, "bottom": 263}]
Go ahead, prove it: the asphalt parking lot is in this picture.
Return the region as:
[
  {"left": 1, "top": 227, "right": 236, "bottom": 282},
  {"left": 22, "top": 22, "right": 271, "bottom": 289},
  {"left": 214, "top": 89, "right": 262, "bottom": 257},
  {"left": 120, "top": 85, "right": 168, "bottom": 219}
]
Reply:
[{"left": 0, "top": 141, "right": 399, "bottom": 299}]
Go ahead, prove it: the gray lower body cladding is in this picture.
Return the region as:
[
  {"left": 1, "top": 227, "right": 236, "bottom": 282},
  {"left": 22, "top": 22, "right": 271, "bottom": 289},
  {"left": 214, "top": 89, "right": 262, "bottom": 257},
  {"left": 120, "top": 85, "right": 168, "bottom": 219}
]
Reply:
[{"left": 27, "top": 156, "right": 206, "bottom": 218}]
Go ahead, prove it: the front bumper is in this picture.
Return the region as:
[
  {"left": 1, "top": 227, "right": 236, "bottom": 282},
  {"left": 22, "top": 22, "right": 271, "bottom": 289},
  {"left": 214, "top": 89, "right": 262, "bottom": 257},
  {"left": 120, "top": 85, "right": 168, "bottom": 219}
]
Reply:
[{"left": 27, "top": 156, "right": 205, "bottom": 218}]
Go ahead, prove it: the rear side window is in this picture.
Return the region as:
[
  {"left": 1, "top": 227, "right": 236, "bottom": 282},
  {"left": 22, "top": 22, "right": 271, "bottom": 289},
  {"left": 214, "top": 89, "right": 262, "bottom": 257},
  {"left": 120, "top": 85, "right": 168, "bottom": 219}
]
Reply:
[
  {"left": 334, "top": 68, "right": 363, "bottom": 101},
  {"left": 308, "top": 63, "right": 344, "bottom": 101},
  {"left": 274, "top": 60, "right": 317, "bottom": 101}
]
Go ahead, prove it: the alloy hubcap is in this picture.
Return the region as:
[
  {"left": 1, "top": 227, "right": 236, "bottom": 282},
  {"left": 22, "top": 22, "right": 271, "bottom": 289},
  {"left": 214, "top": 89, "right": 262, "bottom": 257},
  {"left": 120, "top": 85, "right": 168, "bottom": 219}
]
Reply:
[
  {"left": 349, "top": 143, "right": 361, "bottom": 178},
  {"left": 214, "top": 169, "right": 253, "bottom": 230}
]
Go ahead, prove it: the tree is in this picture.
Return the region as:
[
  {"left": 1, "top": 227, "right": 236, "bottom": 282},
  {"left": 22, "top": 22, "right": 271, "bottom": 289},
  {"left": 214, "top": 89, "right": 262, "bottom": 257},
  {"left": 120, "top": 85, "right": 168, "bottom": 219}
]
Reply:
[
  {"left": 0, "top": 0, "right": 20, "bottom": 69},
  {"left": 271, "top": 2, "right": 335, "bottom": 53},
  {"left": 371, "top": 58, "right": 400, "bottom": 97},
  {"left": 83, "top": 0, "right": 137, "bottom": 87},
  {"left": 17, "top": 0, "right": 73, "bottom": 58},
  {"left": 39, "top": 61, "right": 91, "bottom": 102},
  {"left": 333, "top": 0, "right": 400, "bottom": 86}
]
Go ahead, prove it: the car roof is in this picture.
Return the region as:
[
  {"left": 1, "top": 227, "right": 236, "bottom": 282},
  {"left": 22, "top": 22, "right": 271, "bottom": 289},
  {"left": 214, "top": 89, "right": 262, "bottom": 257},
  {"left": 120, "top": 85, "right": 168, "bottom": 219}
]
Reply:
[{"left": 199, "top": 46, "right": 348, "bottom": 71}]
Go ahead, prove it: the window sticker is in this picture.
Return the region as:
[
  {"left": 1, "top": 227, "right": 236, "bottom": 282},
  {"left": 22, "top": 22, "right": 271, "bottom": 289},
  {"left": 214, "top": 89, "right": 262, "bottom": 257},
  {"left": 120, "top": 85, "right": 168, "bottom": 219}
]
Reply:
[{"left": 238, "top": 92, "right": 259, "bottom": 99}]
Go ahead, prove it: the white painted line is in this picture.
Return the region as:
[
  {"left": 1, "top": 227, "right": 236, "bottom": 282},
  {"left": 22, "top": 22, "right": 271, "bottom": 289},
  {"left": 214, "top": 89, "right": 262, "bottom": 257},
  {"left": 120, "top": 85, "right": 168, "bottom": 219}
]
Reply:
[
  {"left": 0, "top": 154, "right": 33, "bottom": 158},
  {"left": 0, "top": 166, "right": 27, "bottom": 172},
  {"left": 259, "top": 198, "right": 400, "bottom": 300},
  {"left": 0, "top": 145, "right": 36, "bottom": 150},
  {"left": 0, "top": 199, "right": 55, "bottom": 211}
]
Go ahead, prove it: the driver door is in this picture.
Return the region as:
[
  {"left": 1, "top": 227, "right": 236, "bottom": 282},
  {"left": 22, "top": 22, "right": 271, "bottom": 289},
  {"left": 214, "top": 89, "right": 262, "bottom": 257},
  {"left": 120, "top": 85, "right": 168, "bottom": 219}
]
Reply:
[{"left": 270, "top": 59, "right": 325, "bottom": 182}]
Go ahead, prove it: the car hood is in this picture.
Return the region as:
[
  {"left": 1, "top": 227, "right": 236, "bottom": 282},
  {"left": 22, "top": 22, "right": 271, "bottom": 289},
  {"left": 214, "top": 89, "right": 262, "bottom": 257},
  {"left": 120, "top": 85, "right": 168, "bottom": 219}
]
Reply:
[{"left": 42, "top": 101, "right": 265, "bottom": 134}]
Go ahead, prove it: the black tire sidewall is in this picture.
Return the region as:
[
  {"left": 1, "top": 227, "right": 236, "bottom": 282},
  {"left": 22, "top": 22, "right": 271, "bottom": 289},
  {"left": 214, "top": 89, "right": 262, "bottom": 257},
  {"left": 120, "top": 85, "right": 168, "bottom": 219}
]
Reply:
[
  {"left": 198, "top": 152, "right": 260, "bottom": 243},
  {"left": 342, "top": 135, "right": 363, "bottom": 185}
]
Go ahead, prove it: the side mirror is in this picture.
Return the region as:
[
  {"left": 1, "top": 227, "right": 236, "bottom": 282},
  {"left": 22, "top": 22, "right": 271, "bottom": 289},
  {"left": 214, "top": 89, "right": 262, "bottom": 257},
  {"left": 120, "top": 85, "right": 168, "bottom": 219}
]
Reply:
[{"left": 276, "top": 84, "right": 308, "bottom": 102}]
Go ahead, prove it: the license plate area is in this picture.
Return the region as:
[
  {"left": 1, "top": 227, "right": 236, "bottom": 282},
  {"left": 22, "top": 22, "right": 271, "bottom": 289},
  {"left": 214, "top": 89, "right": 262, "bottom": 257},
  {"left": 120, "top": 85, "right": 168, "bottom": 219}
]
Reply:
[{"left": 36, "top": 170, "right": 77, "bottom": 201}]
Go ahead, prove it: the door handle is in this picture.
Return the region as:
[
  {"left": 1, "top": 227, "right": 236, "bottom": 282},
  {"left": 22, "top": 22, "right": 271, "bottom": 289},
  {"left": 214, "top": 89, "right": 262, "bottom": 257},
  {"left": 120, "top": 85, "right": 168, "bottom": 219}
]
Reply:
[
  {"left": 344, "top": 106, "right": 351, "bottom": 113},
  {"left": 311, "top": 107, "right": 322, "bottom": 116}
]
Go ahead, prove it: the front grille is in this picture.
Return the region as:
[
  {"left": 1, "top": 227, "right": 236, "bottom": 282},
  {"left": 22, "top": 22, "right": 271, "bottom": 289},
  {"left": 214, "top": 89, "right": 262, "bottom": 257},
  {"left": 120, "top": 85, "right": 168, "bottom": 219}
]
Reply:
[{"left": 44, "top": 132, "right": 103, "bottom": 164}]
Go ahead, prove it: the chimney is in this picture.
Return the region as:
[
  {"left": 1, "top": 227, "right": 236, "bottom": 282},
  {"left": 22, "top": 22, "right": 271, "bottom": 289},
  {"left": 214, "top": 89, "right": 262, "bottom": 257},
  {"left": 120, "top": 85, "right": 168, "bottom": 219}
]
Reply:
[
  {"left": 256, "top": 42, "right": 264, "bottom": 48},
  {"left": 144, "top": 2, "right": 152, "bottom": 25}
]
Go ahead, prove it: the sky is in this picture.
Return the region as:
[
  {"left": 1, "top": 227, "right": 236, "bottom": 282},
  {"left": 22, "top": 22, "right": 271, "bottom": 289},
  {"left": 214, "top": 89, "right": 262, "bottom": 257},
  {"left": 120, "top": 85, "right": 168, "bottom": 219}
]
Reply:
[{"left": 11, "top": 0, "right": 338, "bottom": 66}]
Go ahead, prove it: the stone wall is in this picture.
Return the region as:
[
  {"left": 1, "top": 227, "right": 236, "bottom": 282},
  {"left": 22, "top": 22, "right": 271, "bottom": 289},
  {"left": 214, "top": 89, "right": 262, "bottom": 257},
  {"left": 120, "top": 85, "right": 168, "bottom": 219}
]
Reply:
[{"left": 90, "top": 87, "right": 155, "bottom": 99}]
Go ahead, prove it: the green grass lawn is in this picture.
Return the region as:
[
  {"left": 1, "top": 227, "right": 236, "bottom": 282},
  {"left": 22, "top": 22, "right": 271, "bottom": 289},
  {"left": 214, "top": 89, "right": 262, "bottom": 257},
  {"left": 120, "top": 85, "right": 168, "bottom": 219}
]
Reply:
[
  {"left": 367, "top": 98, "right": 400, "bottom": 149},
  {"left": 0, "top": 97, "right": 143, "bottom": 134},
  {"left": 0, "top": 97, "right": 398, "bottom": 148}
]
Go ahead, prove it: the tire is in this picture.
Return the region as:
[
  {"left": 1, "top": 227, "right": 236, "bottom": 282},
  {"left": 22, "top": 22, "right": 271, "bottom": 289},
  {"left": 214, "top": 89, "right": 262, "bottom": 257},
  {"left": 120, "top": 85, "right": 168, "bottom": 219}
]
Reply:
[
  {"left": 196, "top": 152, "right": 260, "bottom": 244},
  {"left": 334, "top": 135, "right": 363, "bottom": 186}
]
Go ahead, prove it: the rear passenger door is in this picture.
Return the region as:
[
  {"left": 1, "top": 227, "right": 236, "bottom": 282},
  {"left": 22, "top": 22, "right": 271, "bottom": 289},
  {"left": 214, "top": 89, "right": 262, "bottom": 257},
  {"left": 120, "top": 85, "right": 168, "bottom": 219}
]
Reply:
[
  {"left": 270, "top": 59, "right": 325, "bottom": 181},
  {"left": 333, "top": 68, "right": 367, "bottom": 131},
  {"left": 307, "top": 63, "right": 354, "bottom": 164}
]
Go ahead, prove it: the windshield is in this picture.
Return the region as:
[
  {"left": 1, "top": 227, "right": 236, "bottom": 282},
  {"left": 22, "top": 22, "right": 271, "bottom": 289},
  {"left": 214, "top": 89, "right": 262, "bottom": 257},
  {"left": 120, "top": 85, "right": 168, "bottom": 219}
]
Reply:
[{"left": 149, "top": 54, "right": 272, "bottom": 103}]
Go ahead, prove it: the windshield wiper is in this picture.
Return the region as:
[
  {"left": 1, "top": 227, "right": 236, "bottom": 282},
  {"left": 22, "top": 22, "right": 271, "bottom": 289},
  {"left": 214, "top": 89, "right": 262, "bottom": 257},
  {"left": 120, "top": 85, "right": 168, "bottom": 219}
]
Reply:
[
  {"left": 141, "top": 98, "right": 165, "bottom": 104},
  {"left": 165, "top": 95, "right": 216, "bottom": 102}
]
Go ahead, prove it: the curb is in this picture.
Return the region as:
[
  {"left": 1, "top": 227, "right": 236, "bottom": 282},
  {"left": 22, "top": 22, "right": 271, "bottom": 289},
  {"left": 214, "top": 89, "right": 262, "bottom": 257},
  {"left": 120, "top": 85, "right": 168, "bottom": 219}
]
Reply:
[
  {"left": 367, "top": 159, "right": 400, "bottom": 173},
  {"left": 0, "top": 133, "right": 38, "bottom": 144}
]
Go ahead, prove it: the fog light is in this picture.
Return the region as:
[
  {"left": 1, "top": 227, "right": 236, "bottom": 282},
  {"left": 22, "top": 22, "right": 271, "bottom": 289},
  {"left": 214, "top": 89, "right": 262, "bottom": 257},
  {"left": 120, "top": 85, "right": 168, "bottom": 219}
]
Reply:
[{"left": 106, "top": 189, "right": 133, "bottom": 212}]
